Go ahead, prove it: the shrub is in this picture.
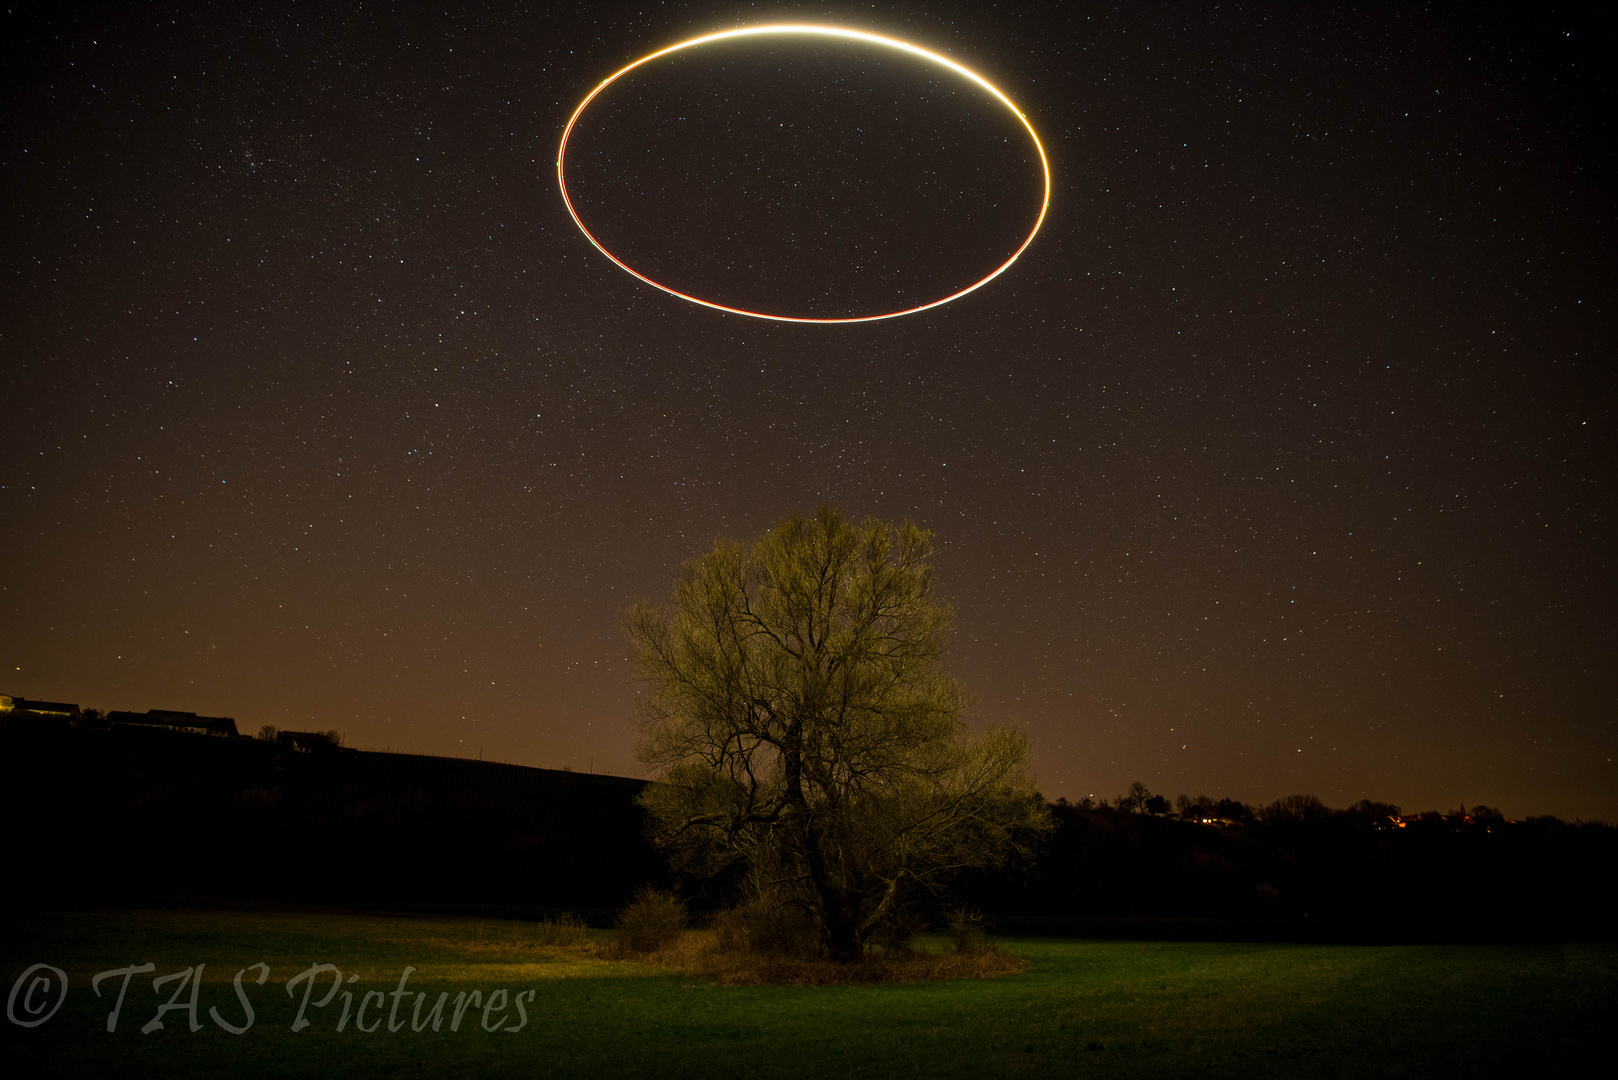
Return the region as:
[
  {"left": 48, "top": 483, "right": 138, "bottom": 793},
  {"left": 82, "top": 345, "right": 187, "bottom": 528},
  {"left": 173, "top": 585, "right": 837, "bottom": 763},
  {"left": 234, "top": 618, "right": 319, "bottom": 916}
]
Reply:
[
  {"left": 868, "top": 905, "right": 925, "bottom": 954},
  {"left": 614, "top": 887, "right": 688, "bottom": 954},
  {"left": 708, "top": 906, "right": 750, "bottom": 953},
  {"left": 946, "top": 905, "right": 992, "bottom": 956},
  {"left": 745, "top": 902, "right": 820, "bottom": 955},
  {"left": 533, "top": 912, "right": 589, "bottom": 947},
  {"left": 706, "top": 901, "right": 818, "bottom": 955}
]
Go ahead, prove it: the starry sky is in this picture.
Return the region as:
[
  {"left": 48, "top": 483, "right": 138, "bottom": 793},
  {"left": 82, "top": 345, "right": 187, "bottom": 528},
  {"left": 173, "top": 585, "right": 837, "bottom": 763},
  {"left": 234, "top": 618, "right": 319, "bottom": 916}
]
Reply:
[{"left": 3, "top": 1, "right": 1612, "bottom": 819}]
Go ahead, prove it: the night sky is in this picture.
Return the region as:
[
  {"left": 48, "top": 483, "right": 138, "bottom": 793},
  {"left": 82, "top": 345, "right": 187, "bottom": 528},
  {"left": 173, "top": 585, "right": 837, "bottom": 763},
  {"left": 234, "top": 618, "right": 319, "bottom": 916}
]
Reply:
[{"left": 3, "top": 1, "right": 1612, "bottom": 820}]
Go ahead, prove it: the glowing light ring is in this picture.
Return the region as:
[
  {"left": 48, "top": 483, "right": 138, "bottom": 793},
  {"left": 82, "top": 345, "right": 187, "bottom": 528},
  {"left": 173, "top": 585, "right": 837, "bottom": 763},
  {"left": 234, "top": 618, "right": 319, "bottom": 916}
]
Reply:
[{"left": 556, "top": 25, "right": 1051, "bottom": 324}]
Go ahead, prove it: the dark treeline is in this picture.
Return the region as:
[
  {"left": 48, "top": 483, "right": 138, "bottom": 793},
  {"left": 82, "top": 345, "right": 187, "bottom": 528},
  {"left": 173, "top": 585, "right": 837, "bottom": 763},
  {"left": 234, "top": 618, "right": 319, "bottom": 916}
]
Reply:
[
  {"left": 956, "top": 781, "right": 1616, "bottom": 942},
  {"left": 1067, "top": 779, "right": 1534, "bottom": 831},
  {"left": 4, "top": 715, "right": 1612, "bottom": 941}
]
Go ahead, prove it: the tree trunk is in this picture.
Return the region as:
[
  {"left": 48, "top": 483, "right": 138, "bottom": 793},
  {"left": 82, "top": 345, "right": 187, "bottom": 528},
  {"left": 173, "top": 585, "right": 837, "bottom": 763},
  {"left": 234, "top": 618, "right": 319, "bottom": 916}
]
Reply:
[
  {"left": 784, "top": 714, "right": 864, "bottom": 962},
  {"left": 822, "top": 900, "right": 862, "bottom": 962}
]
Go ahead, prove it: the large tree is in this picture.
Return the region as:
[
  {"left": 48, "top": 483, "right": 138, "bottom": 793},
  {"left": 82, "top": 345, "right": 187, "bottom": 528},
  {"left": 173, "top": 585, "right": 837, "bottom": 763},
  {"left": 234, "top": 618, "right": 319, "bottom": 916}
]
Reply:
[{"left": 626, "top": 508, "right": 1050, "bottom": 960}]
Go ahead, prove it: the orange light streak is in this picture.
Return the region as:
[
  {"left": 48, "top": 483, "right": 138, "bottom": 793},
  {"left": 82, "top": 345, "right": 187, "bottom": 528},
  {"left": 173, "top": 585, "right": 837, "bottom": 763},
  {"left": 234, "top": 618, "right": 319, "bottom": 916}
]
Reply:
[{"left": 556, "top": 25, "right": 1051, "bottom": 324}]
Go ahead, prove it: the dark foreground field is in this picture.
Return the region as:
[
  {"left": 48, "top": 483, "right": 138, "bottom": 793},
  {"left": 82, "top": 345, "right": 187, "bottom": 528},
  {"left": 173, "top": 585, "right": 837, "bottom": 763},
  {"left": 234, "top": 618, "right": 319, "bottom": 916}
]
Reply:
[{"left": 3, "top": 907, "right": 1606, "bottom": 1079}]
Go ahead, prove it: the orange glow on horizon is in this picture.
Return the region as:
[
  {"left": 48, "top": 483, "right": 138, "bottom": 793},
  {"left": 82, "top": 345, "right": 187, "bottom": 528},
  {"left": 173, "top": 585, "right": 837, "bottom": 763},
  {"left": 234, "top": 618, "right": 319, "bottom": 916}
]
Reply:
[{"left": 555, "top": 24, "right": 1052, "bottom": 324}]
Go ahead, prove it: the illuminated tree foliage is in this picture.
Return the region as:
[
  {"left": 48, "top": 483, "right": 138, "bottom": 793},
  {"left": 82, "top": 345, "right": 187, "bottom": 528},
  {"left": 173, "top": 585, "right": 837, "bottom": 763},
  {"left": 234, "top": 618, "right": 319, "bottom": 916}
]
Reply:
[{"left": 626, "top": 508, "right": 1050, "bottom": 960}]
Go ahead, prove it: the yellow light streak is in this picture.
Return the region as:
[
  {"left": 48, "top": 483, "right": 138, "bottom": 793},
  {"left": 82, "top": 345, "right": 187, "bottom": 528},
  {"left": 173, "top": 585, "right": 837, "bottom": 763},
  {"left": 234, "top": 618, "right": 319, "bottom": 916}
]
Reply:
[{"left": 556, "top": 24, "right": 1052, "bottom": 324}]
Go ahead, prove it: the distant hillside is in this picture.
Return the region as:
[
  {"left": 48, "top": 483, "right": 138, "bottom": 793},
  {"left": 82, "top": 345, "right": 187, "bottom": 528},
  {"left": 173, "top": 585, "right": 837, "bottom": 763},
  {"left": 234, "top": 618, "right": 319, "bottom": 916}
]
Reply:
[
  {"left": 5, "top": 713, "right": 1611, "bottom": 940},
  {"left": 2, "top": 713, "right": 663, "bottom": 913}
]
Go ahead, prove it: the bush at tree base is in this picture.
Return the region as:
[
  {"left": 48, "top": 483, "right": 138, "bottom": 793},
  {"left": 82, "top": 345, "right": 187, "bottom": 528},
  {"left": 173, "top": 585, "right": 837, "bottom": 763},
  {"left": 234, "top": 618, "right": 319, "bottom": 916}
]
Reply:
[{"left": 614, "top": 886, "right": 688, "bottom": 954}]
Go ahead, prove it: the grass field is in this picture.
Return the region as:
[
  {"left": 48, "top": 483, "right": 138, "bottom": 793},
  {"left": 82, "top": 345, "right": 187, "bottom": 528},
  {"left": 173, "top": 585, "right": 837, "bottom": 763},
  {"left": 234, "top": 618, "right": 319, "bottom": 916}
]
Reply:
[{"left": 3, "top": 906, "right": 1607, "bottom": 1078}]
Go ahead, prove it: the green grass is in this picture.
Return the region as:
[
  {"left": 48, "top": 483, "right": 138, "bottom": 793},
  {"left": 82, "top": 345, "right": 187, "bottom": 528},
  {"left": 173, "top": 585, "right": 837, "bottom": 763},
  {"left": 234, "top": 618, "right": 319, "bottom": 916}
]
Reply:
[{"left": 2, "top": 906, "right": 1607, "bottom": 1078}]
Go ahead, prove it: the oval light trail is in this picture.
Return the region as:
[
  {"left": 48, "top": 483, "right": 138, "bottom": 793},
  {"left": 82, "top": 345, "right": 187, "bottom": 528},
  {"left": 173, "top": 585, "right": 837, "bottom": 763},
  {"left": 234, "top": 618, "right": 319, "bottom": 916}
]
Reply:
[{"left": 556, "top": 24, "right": 1051, "bottom": 324}]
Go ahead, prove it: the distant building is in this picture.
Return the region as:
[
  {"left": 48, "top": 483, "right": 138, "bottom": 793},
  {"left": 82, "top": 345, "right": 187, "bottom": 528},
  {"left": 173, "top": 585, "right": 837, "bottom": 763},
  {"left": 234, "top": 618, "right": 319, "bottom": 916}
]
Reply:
[
  {"left": 276, "top": 730, "right": 339, "bottom": 754},
  {"left": 107, "top": 709, "right": 241, "bottom": 738},
  {"left": 0, "top": 694, "right": 80, "bottom": 719}
]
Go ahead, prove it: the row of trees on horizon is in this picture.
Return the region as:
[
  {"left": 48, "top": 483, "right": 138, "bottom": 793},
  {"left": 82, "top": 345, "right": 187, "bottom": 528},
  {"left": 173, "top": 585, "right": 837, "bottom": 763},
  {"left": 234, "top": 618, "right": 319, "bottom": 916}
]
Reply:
[{"left": 1065, "top": 780, "right": 1601, "bottom": 830}]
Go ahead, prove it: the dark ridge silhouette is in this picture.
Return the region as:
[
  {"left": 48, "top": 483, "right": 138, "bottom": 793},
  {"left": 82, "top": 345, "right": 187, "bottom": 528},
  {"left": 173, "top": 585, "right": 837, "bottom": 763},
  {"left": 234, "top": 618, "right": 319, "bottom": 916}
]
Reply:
[
  {"left": 2, "top": 712, "right": 664, "bottom": 916},
  {"left": 5, "top": 713, "right": 1612, "bottom": 941}
]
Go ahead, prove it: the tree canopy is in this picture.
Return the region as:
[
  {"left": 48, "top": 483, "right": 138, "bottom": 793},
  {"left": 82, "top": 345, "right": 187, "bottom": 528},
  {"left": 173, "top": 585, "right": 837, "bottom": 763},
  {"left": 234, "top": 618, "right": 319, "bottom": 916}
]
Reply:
[{"left": 626, "top": 508, "right": 1050, "bottom": 959}]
